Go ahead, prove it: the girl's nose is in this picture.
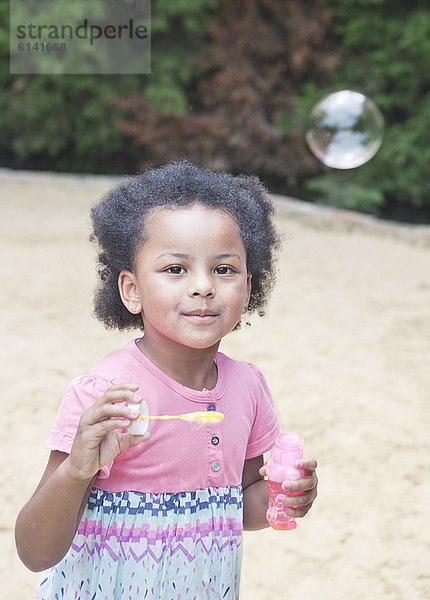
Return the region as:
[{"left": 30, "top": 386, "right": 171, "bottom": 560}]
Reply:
[{"left": 188, "top": 272, "right": 215, "bottom": 298}]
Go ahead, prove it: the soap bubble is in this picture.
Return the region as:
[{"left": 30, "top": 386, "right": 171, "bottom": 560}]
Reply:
[{"left": 305, "top": 90, "right": 384, "bottom": 169}]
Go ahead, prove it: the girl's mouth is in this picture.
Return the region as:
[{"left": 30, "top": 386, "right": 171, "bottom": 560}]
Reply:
[{"left": 182, "top": 311, "right": 219, "bottom": 320}]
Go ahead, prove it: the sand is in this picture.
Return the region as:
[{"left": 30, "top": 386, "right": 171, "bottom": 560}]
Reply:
[{"left": 0, "top": 169, "right": 429, "bottom": 599}]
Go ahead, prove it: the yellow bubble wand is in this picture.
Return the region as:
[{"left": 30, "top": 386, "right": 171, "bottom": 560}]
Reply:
[
  {"left": 139, "top": 411, "right": 224, "bottom": 425},
  {"left": 127, "top": 401, "right": 224, "bottom": 435}
]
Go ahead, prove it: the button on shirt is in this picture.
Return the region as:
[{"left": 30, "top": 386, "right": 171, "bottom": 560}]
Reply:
[{"left": 207, "top": 424, "right": 223, "bottom": 481}]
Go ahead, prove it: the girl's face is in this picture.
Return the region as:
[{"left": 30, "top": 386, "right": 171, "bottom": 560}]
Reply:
[{"left": 119, "top": 204, "right": 252, "bottom": 353}]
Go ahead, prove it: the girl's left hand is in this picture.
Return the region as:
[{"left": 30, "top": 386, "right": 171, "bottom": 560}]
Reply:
[{"left": 259, "top": 457, "right": 318, "bottom": 518}]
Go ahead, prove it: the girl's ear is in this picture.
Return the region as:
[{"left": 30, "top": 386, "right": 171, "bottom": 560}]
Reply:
[
  {"left": 244, "top": 272, "right": 252, "bottom": 308},
  {"left": 118, "top": 270, "right": 141, "bottom": 314}
]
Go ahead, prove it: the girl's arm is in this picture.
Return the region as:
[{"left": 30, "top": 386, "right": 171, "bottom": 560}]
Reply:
[
  {"left": 15, "top": 451, "right": 96, "bottom": 572},
  {"left": 242, "top": 455, "right": 318, "bottom": 531},
  {"left": 242, "top": 455, "right": 270, "bottom": 530},
  {"left": 15, "top": 383, "right": 150, "bottom": 572}
]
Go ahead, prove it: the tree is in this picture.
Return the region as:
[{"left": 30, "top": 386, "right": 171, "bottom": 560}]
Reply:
[
  {"left": 114, "top": 0, "right": 338, "bottom": 193},
  {"left": 0, "top": 1, "right": 143, "bottom": 173},
  {"left": 299, "top": 0, "right": 430, "bottom": 222}
]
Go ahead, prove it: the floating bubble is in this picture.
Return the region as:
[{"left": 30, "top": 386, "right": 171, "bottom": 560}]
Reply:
[{"left": 305, "top": 90, "right": 384, "bottom": 169}]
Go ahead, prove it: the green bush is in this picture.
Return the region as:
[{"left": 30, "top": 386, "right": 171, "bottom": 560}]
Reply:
[
  {"left": 0, "top": 0, "right": 217, "bottom": 173},
  {"left": 0, "top": 74, "right": 145, "bottom": 173},
  {"left": 298, "top": 0, "right": 430, "bottom": 222},
  {"left": 1, "top": 0, "right": 429, "bottom": 222},
  {"left": 0, "top": 2, "right": 143, "bottom": 172}
]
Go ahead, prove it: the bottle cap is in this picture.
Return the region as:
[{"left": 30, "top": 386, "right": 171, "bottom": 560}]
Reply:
[{"left": 276, "top": 432, "right": 304, "bottom": 449}]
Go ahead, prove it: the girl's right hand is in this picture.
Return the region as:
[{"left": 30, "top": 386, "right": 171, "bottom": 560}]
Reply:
[{"left": 65, "top": 383, "right": 150, "bottom": 482}]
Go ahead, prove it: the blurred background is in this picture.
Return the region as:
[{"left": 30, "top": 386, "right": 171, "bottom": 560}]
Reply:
[{"left": 2, "top": 0, "right": 430, "bottom": 224}]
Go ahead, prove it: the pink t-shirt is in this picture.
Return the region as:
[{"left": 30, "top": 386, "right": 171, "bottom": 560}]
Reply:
[{"left": 46, "top": 339, "right": 281, "bottom": 493}]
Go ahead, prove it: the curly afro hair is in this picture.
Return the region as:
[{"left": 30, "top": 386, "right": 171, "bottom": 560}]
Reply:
[{"left": 90, "top": 160, "right": 281, "bottom": 331}]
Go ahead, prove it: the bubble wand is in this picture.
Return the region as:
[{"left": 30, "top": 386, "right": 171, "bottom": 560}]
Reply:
[
  {"left": 139, "top": 411, "right": 224, "bottom": 424},
  {"left": 127, "top": 401, "right": 223, "bottom": 435}
]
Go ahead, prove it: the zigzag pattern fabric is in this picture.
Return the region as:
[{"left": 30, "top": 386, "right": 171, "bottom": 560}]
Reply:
[{"left": 35, "top": 486, "right": 243, "bottom": 600}]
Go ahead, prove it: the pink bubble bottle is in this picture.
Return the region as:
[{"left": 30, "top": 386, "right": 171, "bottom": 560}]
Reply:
[{"left": 266, "top": 432, "right": 304, "bottom": 530}]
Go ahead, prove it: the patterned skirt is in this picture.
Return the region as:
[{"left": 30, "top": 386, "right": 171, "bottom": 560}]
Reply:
[{"left": 35, "top": 486, "right": 243, "bottom": 600}]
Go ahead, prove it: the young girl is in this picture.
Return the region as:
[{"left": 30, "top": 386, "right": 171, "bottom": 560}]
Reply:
[{"left": 16, "top": 161, "right": 318, "bottom": 600}]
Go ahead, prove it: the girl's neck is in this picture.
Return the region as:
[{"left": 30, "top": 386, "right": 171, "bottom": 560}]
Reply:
[{"left": 136, "top": 336, "right": 219, "bottom": 391}]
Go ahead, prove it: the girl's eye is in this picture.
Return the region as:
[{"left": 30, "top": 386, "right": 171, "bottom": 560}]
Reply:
[
  {"left": 165, "top": 265, "right": 185, "bottom": 275},
  {"left": 214, "top": 265, "right": 235, "bottom": 275}
]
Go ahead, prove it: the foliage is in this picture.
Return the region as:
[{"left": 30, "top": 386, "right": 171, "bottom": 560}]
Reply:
[
  {"left": 0, "top": 0, "right": 220, "bottom": 173},
  {"left": 0, "top": 1, "right": 142, "bottom": 173},
  {"left": 114, "top": 0, "right": 338, "bottom": 191},
  {"left": 298, "top": 0, "right": 430, "bottom": 222},
  {"left": 0, "top": 75, "right": 144, "bottom": 173},
  {"left": 1, "top": 0, "right": 430, "bottom": 221}
]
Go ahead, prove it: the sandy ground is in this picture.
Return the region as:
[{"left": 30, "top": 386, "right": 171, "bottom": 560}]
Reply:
[{"left": 1, "top": 170, "right": 429, "bottom": 599}]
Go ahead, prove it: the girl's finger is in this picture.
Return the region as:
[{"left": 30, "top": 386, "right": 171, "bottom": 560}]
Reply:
[
  {"left": 282, "top": 472, "right": 318, "bottom": 493},
  {"left": 86, "top": 402, "right": 141, "bottom": 425},
  {"left": 106, "top": 382, "right": 139, "bottom": 392},
  {"left": 277, "top": 486, "right": 317, "bottom": 509},
  {"left": 94, "top": 388, "right": 142, "bottom": 410},
  {"left": 296, "top": 457, "right": 318, "bottom": 471},
  {"left": 83, "top": 414, "right": 135, "bottom": 437},
  {"left": 285, "top": 504, "right": 313, "bottom": 518}
]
